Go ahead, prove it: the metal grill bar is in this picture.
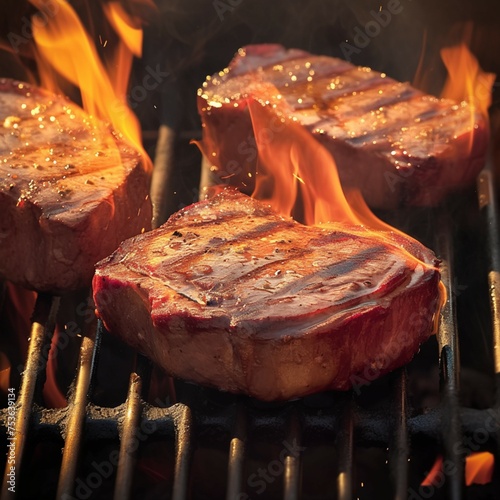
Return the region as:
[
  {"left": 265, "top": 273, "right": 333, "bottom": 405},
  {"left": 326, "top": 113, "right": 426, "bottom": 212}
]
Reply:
[
  {"left": 389, "top": 368, "right": 409, "bottom": 500},
  {"left": 172, "top": 404, "right": 193, "bottom": 500},
  {"left": 2, "top": 399, "right": 496, "bottom": 442},
  {"left": 56, "top": 313, "right": 98, "bottom": 499},
  {"left": 477, "top": 153, "right": 500, "bottom": 492},
  {"left": 435, "top": 213, "right": 464, "bottom": 500},
  {"left": 336, "top": 394, "right": 353, "bottom": 500},
  {"left": 1, "top": 293, "right": 59, "bottom": 499},
  {"left": 283, "top": 409, "right": 301, "bottom": 500},
  {"left": 113, "top": 353, "right": 153, "bottom": 499},
  {"left": 114, "top": 372, "right": 143, "bottom": 500},
  {"left": 477, "top": 159, "right": 500, "bottom": 395},
  {"left": 226, "top": 403, "right": 247, "bottom": 499}
]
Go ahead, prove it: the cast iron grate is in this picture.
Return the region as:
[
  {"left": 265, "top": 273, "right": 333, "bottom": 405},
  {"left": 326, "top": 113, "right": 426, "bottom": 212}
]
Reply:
[{"left": 0, "top": 158, "right": 499, "bottom": 499}]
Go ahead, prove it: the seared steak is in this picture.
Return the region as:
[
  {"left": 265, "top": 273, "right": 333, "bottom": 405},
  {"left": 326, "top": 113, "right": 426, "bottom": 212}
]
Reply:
[
  {"left": 198, "top": 44, "right": 488, "bottom": 208},
  {"left": 93, "top": 189, "right": 442, "bottom": 401},
  {"left": 0, "top": 79, "right": 151, "bottom": 292}
]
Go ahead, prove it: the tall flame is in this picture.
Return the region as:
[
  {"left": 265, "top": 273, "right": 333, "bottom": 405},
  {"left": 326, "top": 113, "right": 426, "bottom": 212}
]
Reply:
[
  {"left": 248, "top": 99, "right": 356, "bottom": 225},
  {"left": 246, "top": 98, "right": 441, "bottom": 275},
  {"left": 104, "top": 2, "right": 143, "bottom": 58},
  {"left": 28, "top": 0, "right": 151, "bottom": 170},
  {"left": 440, "top": 43, "right": 494, "bottom": 154},
  {"left": 441, "top": 44, "right": 495, "bottom": 118}
]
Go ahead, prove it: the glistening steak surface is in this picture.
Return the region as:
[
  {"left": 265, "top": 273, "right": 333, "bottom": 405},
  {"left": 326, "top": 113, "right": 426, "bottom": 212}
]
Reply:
[
  {"left": 0, "top": 79, "right": 151, "bottom": 292},
  {"left": 198, "top": 44, "right": 488, "bottom": 208},
  {"left": 93, "top": 190, "right": 442, "bottom": 401}
]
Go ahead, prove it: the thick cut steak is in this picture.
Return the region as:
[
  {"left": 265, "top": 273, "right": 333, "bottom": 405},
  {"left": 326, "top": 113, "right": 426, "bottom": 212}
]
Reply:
[
  {"left": 198, "top": 44, "right": 488, "bottom": 208},
  {"left": 0, "top": 79, "right": 152, "bottom": 292},
  {"left": 93, "top": 189, "right": 441, "bottom": 401}
]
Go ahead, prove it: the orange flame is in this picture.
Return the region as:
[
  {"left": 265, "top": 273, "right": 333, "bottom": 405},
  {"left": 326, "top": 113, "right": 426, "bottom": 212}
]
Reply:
[
  {"left": 439, "top": 42, "right": 494, "bottom": 158},
  {"left": 465, "top": 452, "right": 495, "bottom": 486},
  {"left": 421, "top": 452, "right": 494, "bottom": 487},
  {"left": 246, "top": 98, "right": 440, "bottom": 274},
  {"left": 28, "top": 0, "right": 151, "bottom": 171},
  {"left": 104, "top": 2, "right": 143, "bottom": 58},
  {"left": 421, "top": 455, "right": 443, "bottom": 487},
  {"left": 43, "top": 328, "right": 68, "bottom": 408},
  {"left": 441, "top": 44, "right": 495, "bottom": 118},
  {"left": 103, "top": 1, "right": 143, "bottom": 100}
]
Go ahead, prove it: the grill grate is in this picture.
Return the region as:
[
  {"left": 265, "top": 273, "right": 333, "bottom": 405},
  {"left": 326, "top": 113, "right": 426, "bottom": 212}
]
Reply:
[{"left": 1, "top": 163, "right": 499, "bottom": 499}]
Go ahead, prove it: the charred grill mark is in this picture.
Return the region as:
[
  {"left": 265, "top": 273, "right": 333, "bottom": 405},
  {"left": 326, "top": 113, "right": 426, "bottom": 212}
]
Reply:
[
  {"left": 251, "top": 245, "right": 395, "bottom": 300},
  {"left": 125, "top": 214, "right": 295, "bottom": 277}
]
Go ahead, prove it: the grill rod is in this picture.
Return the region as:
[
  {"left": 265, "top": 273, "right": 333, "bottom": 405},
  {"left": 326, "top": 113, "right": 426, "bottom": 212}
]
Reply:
[
  {"left": 114, "top": 353, "right": 152, "bottom": 500},
  {"left": 389, "top": 369, "right": 409, "bottom": 500},
  {"left": 477, "top": 151, "right": 500, "bottom": 490},
  {"left": 56, "top": 309, "right": 98, "bottom": 499},
  {"left": 172, "top": 404, "right": 193, "bottom": 499},
  {"left": 1, "top": 293, "right": 60, "bottom": 499},
  {"left": 226, "top": 402, "right": 247, "bottom": 499},
  {"left": 114, "top": 372, "right": 143, "bottom": 500},
  {"left": 435, "top": 208, "right": 465, "bottom": 500},
  {"left": 283, "top": 408, "right": 302, "bottom": 499},
  {"left": 477, "top": 155, "right": 500, "bottom": 404},
  {"left": 336, "top": 393, "right": 353, "bottom": 500}
]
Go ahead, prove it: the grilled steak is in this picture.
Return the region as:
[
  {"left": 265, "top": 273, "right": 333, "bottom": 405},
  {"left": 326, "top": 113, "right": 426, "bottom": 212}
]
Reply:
[
  {"left": 0, "top": 79, "right": 152, "bottom": 292},
  {"left": 198, "top": 44, "right": 488, "bottom": 208},
  {"left": 93, "top": 189, "right": 442, "bottom": 401}
]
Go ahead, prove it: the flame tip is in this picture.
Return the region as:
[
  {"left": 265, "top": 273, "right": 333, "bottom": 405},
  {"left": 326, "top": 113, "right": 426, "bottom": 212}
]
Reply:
[{"left": 29, "top": 0, "right": 150, "bottom": 171}]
